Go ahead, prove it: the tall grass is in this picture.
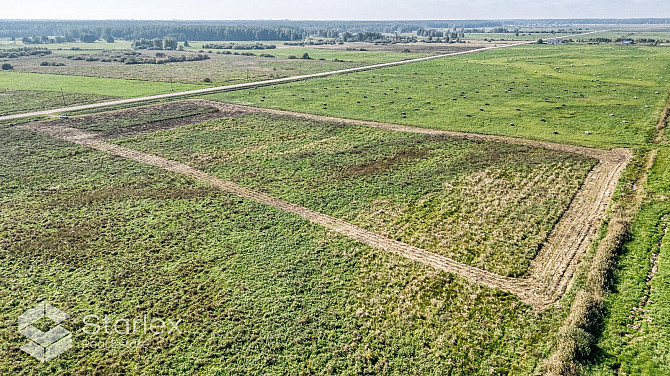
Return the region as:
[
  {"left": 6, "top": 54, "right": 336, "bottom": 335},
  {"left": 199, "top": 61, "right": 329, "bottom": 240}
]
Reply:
[{"left": 545, "top": 150, "right": 656, "bottom": 375}]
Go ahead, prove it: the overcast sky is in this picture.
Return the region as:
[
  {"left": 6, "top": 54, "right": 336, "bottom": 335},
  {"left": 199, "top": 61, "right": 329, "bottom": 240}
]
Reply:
[{"left": 2, "top": 0, "right": 669, "bottom": 20}]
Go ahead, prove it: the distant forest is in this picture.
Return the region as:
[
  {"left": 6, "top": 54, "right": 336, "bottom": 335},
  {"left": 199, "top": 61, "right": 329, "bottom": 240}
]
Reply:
[{"left": 1, "top": 19, "right": 669, "bottom": 41}]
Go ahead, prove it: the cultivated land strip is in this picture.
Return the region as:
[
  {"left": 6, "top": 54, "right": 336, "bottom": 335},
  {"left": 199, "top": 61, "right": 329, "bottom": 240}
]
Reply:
[
  {"left": 17, "top": 99, "right": 629, "bottom": 309},
  {"left": 0, "top": 31, "right": 600, "bottom": 123}
]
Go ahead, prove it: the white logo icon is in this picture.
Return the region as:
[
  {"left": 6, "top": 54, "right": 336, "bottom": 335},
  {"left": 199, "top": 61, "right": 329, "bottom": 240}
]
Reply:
[{"left": 18, "top": 302, "right": 72, "bottom": 362}]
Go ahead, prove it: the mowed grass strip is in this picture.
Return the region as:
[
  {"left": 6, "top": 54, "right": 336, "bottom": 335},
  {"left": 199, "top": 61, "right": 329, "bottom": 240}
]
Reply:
[
  {"left": 0, "top": 89, "right": 116, "bottom": 116},
  {"left": 112, "top": 112, "right": 596, "bottom": 276},
  {"left": 207, "top": 44, "right": 670, "bottom": 148},
  {"left": 1, "top": 125, "right": 563, "bottom": 375},
  {"left": 0, "top": 71, "right": 204, "bottom": 102}
]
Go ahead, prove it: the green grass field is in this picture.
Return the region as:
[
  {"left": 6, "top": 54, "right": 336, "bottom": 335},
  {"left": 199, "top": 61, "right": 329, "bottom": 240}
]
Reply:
[
  {"left": 0, "top": 72, "right": 206, "bottom": 115},
  {"left": 0, "top": 89, "right": 116, "bottom": 116},
  {"left": 208, "top": 44, "right": 670, "bottom": 149},
  {"left": 109, "top": 111, "right": 596, "bottom": 276},
  {"left": 4, "top": 36, "right": 670, "bottom": 374},
  {"left": 0, "top": 124, "right": 566, "bottom": 375},
  {"left": 0, "top": 71, "right": 203, "bottom": 97},
  {"left": 1, "top": 42, "right": 435, "bottom": 87}
]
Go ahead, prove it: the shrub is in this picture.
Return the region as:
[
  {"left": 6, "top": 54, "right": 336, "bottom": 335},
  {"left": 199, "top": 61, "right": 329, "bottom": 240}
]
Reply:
[
  {"left": 1, "top": 63, "right": 12, "bottom": 70},
  {"left": 203, "top": 77, "right": 211, "bottom": 83},
  {"left": 301, "top": 52, "right": 311, "bottom": 59},
  {"left": 39, "top": 61, "right": 65, "bottom": 67}
]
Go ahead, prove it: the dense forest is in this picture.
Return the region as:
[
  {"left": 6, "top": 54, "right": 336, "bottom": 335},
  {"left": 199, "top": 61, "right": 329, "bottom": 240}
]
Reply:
[{"left": 1, "top": 19, "right": 669, "bottom": 41}]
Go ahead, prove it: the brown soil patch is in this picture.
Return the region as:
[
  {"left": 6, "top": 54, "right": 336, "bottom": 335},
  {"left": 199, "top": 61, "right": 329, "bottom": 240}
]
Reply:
[{"left": 344, "top": 149, "right": 429, "bottom": 177}]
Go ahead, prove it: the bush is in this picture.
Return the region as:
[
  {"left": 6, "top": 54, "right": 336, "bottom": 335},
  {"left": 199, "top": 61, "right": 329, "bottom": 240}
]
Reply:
[
  {"left": 203, "top": 77, "right": 211, "bottom": 83},
  {"left": 1, "top": 63, "right": 12, "bottom": 70},
  {"left": 39, "top": 61, "right": 66, "bottom": 67},
  {"left": 287, "top": 55, "right": 297, "bottom": 59},
  {"left": 301, "top": 52, "right": 311, "bottom": 59}
]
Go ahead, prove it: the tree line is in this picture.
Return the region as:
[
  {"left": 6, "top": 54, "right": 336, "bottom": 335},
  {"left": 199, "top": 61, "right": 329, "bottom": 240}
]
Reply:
[{"left": 3, "top": 19, "right": 670, "bottom": 43}]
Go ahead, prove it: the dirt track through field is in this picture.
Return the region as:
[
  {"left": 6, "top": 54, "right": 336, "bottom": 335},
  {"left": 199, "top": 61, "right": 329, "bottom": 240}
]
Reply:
[{"left": 18, "top": 98, "right": 629, "bottom": 309}]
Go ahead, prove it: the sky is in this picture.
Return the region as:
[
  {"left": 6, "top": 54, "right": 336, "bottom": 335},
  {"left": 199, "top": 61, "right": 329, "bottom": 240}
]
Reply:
[{"left": 1, "top": 0, "right": 669, "bottom": 20}]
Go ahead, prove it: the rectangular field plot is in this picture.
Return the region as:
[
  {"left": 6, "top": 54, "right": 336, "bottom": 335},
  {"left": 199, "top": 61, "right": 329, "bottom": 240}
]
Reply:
[
  {"left": 1, "top": 125, "right": 564, "bottom": 375},
  {"left": 111, "top": 110, "right": 597, "bottom": 276}
]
